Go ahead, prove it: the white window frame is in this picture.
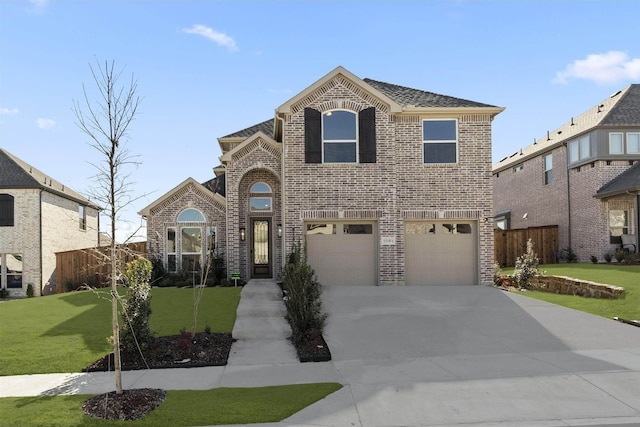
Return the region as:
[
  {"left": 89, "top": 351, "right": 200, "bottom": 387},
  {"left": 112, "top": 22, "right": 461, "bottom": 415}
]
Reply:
[
  {"left": 0, "top": 253, "right": 23, "bottom": 290},
  {"left": 513, "top": 164, "right": 524, "bottom": 173},
  {"left": 322, "top": 109, "right": 358, "bottom": 164},
  {"left": 568, "top": 136, "right": 591, "bottom": 163},
  {"left": 181, "top": 226, "right": 203, "bottom": 273},
  {"left": 609, "top": 132, "right": 624, "bottom": 154},
  {"left": 627, "top": 132, "right": 640, "bottom": 154},
  {"left": 423, "top": 119, "right": 458, "bottom": 164},
  {"left": 579, "top": 136, "right": 590, "bottom": 160}
]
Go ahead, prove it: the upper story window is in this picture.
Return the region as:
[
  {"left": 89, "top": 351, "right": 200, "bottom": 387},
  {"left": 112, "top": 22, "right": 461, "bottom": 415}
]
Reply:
[
  {"left": 79, "top": 205, "right": 86, "bottom": 230},
  {"left": 513, "top": 164, "right": 524, "bottom": 173},
  {"left": 0, "top": 194, "right": 14, "bottom": 227},
  {"left": 322, "top": 110, "right": 357, "bottom": 163},
  {"left": 304, "top": 107, "right": 376, "bottom": 164},
  {"left": 423, "top": 119, "right": 458, "bottom": 164},
  {"left": 543, "top": 154, "right": 553, "bottom": 185},
  {"left": 250, "top": 182, "right": 272, "bottom": 212},
  {"left": 568, "top": 135, "right": 590, "bottom": 163},
  {"left": 177, "top": 208, "right": 205, "bottom": 222},
  {"left": 609, "top": 132, "right": 624, "bottom": 154},
  {"left": 628, "top": 132, "right": 640, "bottom": 154}
]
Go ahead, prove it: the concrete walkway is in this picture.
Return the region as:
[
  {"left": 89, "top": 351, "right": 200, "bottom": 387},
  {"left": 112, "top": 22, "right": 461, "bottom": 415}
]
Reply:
[{"left": 2, "top": 285, "right": 640, "bottom": 427}]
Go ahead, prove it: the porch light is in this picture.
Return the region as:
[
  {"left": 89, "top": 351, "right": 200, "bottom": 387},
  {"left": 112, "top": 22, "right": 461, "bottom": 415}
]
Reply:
[
  {"left": 277, "top": 224, "right": 282, "bottom": 238},
  {"left": 240, "top": 227, "right": 246, "bottom": 241}
]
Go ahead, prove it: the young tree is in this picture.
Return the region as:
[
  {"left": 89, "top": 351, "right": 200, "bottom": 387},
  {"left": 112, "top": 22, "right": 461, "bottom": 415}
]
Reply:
[{"left": 73, "top": 60, "right": 142, "bottom": 394}]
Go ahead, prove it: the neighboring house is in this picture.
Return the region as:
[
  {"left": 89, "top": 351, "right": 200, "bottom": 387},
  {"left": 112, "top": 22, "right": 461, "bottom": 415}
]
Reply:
[
  {"left": 493, "top": 84, "right": 640, "bottom": 262},
  {"left": 0, "top": 148, "right": 100, "bottom": 296},
  {"left": 139, "top": 66, "right": 504, "bottom": 286}
]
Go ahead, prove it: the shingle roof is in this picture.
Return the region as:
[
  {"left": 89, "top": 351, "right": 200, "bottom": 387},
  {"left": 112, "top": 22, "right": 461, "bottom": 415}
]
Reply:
[
  {"left": 0, "top": 148, "right": 99, "bottom": 208},
  {"left": 363, "top": 78, "right": 499, "bottom": 108},
  {"left": 493, "top": 84, "right": 640, "bottom": 172},
  {"left": 220, "top": 119, "right": 274, "bottom": 139},
  {"left": 201, "top": 174, "right": 225, "bottom": 197},
  {"left": 595, "top": 162, "right": 640, "bottom": 198}
]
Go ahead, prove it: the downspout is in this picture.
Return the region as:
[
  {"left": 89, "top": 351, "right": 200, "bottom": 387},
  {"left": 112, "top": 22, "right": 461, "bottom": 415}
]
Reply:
[
  {"left": 564, "top": 143, "right": 572, "bottom": 253},
  {"left": 39, "top": 189, "right": 43, "bottom": 296},
  {"left": 277, "top": 114, "right": 286, "bottom": 273}
]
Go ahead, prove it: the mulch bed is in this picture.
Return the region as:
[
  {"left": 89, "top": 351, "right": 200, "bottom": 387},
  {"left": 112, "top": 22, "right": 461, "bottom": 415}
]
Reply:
[
  {"left": 293, "top": 329, "right": 332, "bottom": 363},
  {"left": 83, "top": 388, "right": 166, "bottom": 421},
  {"left": 83, "top": 332, "right": 234, "bottom": 372}
]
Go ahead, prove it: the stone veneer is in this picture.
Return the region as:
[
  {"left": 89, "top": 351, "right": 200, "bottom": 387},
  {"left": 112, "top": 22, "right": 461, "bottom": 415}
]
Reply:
[{"left": 528, "top": 275, "right": 624, "bottom": 298}]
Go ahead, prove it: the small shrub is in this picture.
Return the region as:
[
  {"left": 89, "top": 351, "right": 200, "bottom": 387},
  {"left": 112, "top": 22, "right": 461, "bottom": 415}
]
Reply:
[
  {"left": 204, "top": 324, "right": 211, "bottom": 334},
  {"left": 177, "top": 328, "right": 193, "bottom": 354},
  {"left": 590, "top": 255, "right": 598, "bottom": 264},
  {"left": 560, "top": 247, "right": 578, "bottom": 263},
  {"left": 64, "top": 280, "right": 74, "bottom": 292},
  {"left": 604, "top": 252, "right": 613, "bottom": 263},
  {"left": 150, "top": 257, "right": 166, "bottom": 286},
  {"left": 283, "top": 240, "right": 327, "bottom": 344},
  {"left": 615, "top": 249, "right": 625, "bottom": 263},
  {"left": 513, "top": 238, "right": 540, "bottom": 289},
  {"left": 493, "top": 262, "right": 502, "bottom": 286},
  {"left": 0, "top": 288, "right": 9, "bottom": 299},
  {"left": 26, "top": 283, "right": 34, "bottom": 297},
  {"left": 624, "top": 252, "right": 640, "bottom": 265},
  {"left": 120, "top": 257, "right": 155, "bottom": 353}
]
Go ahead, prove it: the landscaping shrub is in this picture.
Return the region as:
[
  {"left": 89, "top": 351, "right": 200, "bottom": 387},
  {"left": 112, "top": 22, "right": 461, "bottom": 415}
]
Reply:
[
  {"left": 560, "top": 247, "right": 578, "bottom": 263},
  {"left": 282, "top": 240, "right": 327, "bottom": 344},
  {"left": 0, "top": 288, "right": 9, "bottom": 299},
  {"left": 615, "top": 249, "right": 625, "bottom": 263},
  {"left": 590, "top": 255, "right": 598, "bottom": 264},
  {"left": 513, "top": 238, "right": 540, "bottom": 289},
  {"left": 604, "top": 252, "right": 613, "bottom": 263},
  {"left": 120, "top": 257, "right": 155, "bottom": 353},
  {"left": 26, "top": 283, "right": 34, "bottom": 297},
  {"left": 493, "top": 261, "right": 503, "bottom": 286}
]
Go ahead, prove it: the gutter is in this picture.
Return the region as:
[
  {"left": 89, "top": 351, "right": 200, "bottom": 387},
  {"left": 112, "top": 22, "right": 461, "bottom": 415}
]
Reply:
[{"left": 39, "top": 189, "right": 43, "bottom": 296}]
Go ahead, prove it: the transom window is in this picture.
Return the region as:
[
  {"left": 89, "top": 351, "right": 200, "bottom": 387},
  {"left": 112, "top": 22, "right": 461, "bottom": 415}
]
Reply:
[
  {"left": 250, "top": 182, "right": 272, "bottom": 212},
  {"left": 0, "top": 194, "right": 14, "bottom": 227},
  {"left": 322, "top": 110, "right": 357, "bottom": 163},
  {"left": 177, "top": 208, "right": 205, "bottom": 222},
  {"left": 543, "top": 154, "right": 553, "bottom": 185},
  {"left": 423, "top": 119, "right": 458, "bottom": 164}
]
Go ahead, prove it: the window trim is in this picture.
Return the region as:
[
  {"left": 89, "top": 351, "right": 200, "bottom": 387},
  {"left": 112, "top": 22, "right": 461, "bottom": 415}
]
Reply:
[
  {"left": 180, "top": 226, "right": 203, "bottom": 273},
  {"left": 177, "top": 208, "right": 205, "bottom": 223},
  {"left": 166, "top": 227, "right": 177, "bottom": 273},
  {"left": 627, "top": 132, "right": 640, "bottom": 154},
  {"left": 422, "top": 119, "right": 458, "bottom": 164},
  {"left": 322, "top": 109, "right": 358, "bottom": 164},
  {"left": 78, "top": 205, "right": 86, "bottom": 231}
]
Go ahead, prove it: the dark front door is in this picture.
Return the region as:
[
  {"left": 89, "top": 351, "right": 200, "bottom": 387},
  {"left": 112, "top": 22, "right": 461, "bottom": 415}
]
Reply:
[{"left": 251, "top": 218, "right": 272, "bottom": 278}]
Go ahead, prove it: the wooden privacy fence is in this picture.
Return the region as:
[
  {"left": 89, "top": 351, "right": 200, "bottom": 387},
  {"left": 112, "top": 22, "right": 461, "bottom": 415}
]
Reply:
[
  {"left": 494, "top": 225, "right": 558, "bottom": 267},
  {"left": 55, "top": 242, "right": 146, "bottom": 292}
]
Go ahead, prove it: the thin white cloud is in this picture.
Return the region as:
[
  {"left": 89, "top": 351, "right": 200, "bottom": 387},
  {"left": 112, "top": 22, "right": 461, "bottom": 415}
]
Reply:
[
  {"left": 554, "top": 51, "right": 640, "bottom": 85},
  {"left": 182, "top": 24, "right": 238, "bottom": 52},
  {"left": 36, "top": 118, "right": 56, "bottom": 129},
  {"left": 0, "top": 107, "right": 19, "bottom": 115}
]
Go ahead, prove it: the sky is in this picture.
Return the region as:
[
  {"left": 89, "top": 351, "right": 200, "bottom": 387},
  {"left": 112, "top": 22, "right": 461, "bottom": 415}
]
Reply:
[{"left": 2, "top": 0, "right": 640, "bottom": 242}]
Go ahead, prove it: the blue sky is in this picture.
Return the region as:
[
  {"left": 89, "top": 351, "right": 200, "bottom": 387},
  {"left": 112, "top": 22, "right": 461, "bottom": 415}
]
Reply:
[{"left": 2, "top": 0, "right": 640, "bottom": 242}]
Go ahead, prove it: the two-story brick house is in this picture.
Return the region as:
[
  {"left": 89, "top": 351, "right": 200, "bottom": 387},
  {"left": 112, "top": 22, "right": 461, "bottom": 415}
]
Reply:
[
  {"left": 140, "top": 67, "right": 504, "bottom": 286},
  {"left": 0, "top": 148, "right": 101, "bottom": 296},
  {"left": 493, "top": 84, "right": 640, "bottom": 262}
]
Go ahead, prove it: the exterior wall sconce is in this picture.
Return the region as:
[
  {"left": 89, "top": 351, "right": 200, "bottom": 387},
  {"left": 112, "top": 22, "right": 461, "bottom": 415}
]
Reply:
[
  {"left": 239, "top": 227, "right": 246, "bottom": 241},
  {"left": 277, "top": 224, "right": 282, "bottom": 238}
]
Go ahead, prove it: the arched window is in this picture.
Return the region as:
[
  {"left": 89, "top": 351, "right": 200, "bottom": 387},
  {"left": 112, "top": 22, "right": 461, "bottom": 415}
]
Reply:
[
  {"left": 177, "top": 208, "right": 205, "bottom": 222},
  {"left": 250, "top": 182, "right": 272, "bottom": 212}
]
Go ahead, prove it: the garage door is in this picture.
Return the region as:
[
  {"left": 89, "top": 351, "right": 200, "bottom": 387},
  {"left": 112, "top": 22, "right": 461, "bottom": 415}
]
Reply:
[
  {"left": 405, "top": 221, "right": 477, "bottom": 285},
  {"left": 306, "top": 222, "right": 377, "bottom": 286}
]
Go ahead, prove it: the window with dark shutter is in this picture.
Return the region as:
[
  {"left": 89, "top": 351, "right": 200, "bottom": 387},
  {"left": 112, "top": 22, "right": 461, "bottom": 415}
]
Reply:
[
  {"left": 304, "top": 108, "right": 322, "bottom": 163},
  {"left": 0, "top": 194, "right": 14, "bottom": 227},
  {"left": 359, "top": 107, "right": 376, "bottom": 163}
]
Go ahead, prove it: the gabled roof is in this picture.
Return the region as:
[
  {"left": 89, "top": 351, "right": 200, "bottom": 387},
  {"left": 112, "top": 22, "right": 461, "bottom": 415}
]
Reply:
[
  {"left": 595, "top": 162, "right": 640, "bottom": 199},
  {"left": 363, "top": 78, "right": 499, "bottom": 109},
  {"left": 202, "top": 174, "right": 226, "bottom": 197},
  {"left": 138, "top": 177, "right": 226, "bottom": 218},
  {"left": 493, "top": 84, "right": 640, "bottom": 172},
  {"left": 0, "top": 147, "right": 100, "bottom": 209}
]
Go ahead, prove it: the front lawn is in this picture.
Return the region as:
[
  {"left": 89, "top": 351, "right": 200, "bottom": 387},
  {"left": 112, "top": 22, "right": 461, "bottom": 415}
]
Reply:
[
  {"left": 0, "top": 383, "right": 343, "bottom": 427},
  {"left": 0, "top": 287, "right": 241, "bottom": 376},
  {"left": 502, "top": 263, "right": 640, "bottom": 320}
]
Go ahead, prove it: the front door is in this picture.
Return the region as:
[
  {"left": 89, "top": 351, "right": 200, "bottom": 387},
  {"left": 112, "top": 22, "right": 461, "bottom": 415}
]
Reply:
[{"left": 251, "top": 218, "right": 272, "bottom": 278}]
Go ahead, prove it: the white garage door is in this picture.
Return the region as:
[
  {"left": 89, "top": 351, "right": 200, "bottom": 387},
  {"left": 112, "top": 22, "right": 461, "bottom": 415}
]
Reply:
[
  {"left": 306, "top": 222, "right": 377, "bottom": 286},
  {"left": 405, "top": 221, "right": 477, "bottom": 285}
]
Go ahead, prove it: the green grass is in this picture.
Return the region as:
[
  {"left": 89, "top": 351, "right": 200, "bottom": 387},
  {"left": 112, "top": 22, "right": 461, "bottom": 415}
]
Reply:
[
  {"left": 0, "top": 383, "right": 343, "bottom": 427},
  {"left": 502, "top": 263, "right": 640, "bottom": 320},
  {"left": 0, "top": 287, "right": 241, "bottom": 376}
]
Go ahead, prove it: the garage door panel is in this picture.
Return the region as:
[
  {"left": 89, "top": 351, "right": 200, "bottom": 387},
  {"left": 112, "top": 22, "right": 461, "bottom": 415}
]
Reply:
[{"left": 405, "top": 221, "right": 477, "bottom": 286}]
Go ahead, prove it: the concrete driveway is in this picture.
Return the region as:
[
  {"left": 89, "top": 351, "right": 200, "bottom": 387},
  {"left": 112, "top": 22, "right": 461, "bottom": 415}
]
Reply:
[{"left": 284, "top": 285, "right": 640, "bottom": 427}]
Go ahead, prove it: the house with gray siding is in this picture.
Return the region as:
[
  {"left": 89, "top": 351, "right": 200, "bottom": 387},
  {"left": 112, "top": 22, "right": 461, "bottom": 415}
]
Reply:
[
  {"left": 493, "top": 84, "right": 640, "bottom": 262},
  {"left": 0, "top": 148, "right": 100, "bottom": 296},
  {"left": 140, "top": 67, "right": 504, "bottom": 286}
]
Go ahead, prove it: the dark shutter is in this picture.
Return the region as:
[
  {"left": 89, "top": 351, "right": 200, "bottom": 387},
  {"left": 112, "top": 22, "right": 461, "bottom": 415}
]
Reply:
[
  {"left": 359, "top": 107, "right": 376, "bottom": 163},
  {"left": 304, "top": 108, "right": 322, "bottom": 163},
  {"left": 0, "top": 194, "right": 14, "bottom": 227}
]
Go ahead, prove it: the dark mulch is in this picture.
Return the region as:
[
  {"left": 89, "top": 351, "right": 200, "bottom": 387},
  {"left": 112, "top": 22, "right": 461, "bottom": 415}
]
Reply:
[
  {"left": 293, "top": 329, "right": 332, "bottom": 363},
  {"left": 82, "top": 388, "right": 166, "bottom": 421},
  {"left": 84, "top": 332, "right": 234, "bottom": 372}
]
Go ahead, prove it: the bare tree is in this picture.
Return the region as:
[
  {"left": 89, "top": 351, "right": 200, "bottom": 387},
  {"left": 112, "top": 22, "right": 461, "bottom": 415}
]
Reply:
[{"left": 73, "top": 60, "right": 142, "bottom": 394}]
